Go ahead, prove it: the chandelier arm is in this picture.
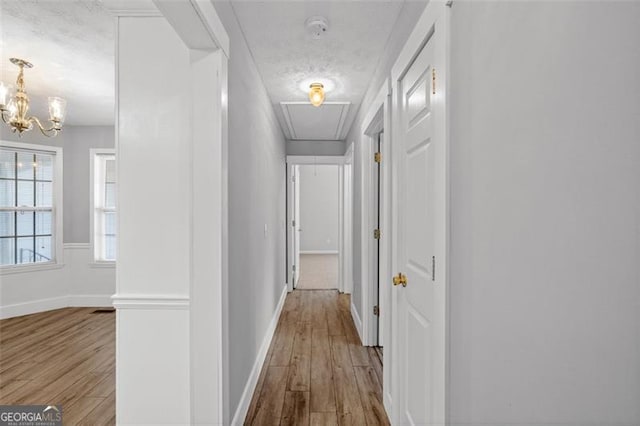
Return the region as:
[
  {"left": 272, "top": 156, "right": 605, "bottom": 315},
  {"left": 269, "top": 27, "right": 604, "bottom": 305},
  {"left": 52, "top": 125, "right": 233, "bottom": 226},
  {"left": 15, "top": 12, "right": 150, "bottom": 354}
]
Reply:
[
  {"left": 29, "top": 116, "right": 59, "bottom": 138},
  {"left": 0, "top": 110, "right": 9, "bottom": 124}
]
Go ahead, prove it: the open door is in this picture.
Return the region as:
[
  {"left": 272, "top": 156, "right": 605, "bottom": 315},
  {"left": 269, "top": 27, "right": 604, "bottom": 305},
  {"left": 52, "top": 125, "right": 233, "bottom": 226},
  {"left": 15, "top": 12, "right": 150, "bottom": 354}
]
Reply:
[{"left": 391, "top": 4, "right": 448, "bottom": 424}]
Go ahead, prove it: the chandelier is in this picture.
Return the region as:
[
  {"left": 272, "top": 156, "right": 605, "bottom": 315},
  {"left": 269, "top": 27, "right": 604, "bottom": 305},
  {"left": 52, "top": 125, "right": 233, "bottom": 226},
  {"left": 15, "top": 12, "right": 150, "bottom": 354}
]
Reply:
[{"left": 0, "top": 58, "right": 67, "bottom": 137}]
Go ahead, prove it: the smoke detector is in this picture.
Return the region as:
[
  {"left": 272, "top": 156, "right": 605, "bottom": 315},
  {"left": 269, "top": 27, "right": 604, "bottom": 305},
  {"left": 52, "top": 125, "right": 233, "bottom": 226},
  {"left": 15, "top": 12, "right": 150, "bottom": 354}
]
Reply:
[{"left": 305, "top": 16, "right": 329, "bottom": 39}]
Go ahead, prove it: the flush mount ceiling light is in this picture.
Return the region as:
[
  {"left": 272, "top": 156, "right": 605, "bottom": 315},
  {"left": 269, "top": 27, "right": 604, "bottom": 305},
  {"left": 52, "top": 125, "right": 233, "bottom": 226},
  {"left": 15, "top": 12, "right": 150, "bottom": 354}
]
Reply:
[
  {"left": 0, "top": 58, "right": 67, "bottom": 137},
  {"left": 309, "top": 83, "right": 325, "bottom": 107},
  {"left": 305, "top": 16, "right": 329, "bottom": 40}
]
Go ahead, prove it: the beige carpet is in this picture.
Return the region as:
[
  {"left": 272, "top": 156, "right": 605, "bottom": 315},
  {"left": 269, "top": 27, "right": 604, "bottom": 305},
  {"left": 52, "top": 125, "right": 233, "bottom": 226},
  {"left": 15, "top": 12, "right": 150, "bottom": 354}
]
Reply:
[{"left": 296, "top": 254, "right": 338, "bottom": 290}]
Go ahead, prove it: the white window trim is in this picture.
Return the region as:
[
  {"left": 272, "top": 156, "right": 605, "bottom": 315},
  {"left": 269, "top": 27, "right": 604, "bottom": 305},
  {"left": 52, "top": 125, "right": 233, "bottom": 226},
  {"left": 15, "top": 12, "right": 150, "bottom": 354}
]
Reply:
[
  {"left": 0, "top": 140, "right": 64, "bottom": 275},
  {"left": 90, "top": 148, "right": 116, "bottom": 266}
]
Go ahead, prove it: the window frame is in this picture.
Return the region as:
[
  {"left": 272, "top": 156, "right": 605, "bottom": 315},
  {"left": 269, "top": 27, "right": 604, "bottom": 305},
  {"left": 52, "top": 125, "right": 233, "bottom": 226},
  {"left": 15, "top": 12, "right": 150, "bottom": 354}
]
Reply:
[
  {"left": 0, "top": 140, "right": 64, "bottom": 274},
  {"left": 90, "top": 148, "right": 116, "bottom": 265}
]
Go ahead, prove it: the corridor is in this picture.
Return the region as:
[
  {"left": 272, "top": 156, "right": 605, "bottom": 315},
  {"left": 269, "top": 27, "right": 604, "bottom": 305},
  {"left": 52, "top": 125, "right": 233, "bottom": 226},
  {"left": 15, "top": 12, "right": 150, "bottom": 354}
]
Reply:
[{"left": 245, "top": 290, "right": 387, "bottom": 425}]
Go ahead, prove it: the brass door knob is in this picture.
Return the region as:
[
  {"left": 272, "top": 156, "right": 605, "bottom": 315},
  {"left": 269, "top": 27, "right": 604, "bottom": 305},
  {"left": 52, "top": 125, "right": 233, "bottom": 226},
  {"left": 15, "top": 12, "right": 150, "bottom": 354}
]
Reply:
[{"left": 393, "top": 272, "right": 407, "bottom": 287}]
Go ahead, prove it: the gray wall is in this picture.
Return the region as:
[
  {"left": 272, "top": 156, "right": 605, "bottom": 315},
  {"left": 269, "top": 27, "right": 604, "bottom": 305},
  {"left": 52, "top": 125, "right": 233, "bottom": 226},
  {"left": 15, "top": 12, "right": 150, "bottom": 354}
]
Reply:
[
  {"left": 286, "top": 140, "right": 345, "bottom": 156},
  {"left": 344, "top": 1, "right": 426, "bottom": 322},
  {"left": 448, "top": 1, "right": 640, "bottom": 424},
  {"left": 299, "top": 165, "right": 339, "bottom": 252},
  {"left": 213, "top": 2, "right": 288, "bottom": 419},
  {"left": 0, "top": 125, "right": 115, "bottom": 243}
]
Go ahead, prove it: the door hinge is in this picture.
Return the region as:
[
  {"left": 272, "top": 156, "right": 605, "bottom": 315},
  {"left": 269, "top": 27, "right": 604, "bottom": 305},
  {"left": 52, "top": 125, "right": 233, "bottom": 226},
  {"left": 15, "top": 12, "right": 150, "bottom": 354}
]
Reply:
[
  {"left": 373, "top": 305, "right": 380, "bottom": 316},
  {"left": 374, "top": 229, "right": 381, "bottom": 240},
  {"left": 432, "top": 255, "right": 436, "bottom": 281},
  {"left": 374, "top": 152, "right": 382, "bottom": 163},
  {"left": 293, "top": 264, "right": 296, "bottom": 272},
  {"left": 446, "top": 0, "right": 453, "bottom": 7},
  {"left": 432, "top": 68, "right": 436, "bottom": 95},
  {"left": 292, "top": 220, "right": 296, "bottom": 227}
]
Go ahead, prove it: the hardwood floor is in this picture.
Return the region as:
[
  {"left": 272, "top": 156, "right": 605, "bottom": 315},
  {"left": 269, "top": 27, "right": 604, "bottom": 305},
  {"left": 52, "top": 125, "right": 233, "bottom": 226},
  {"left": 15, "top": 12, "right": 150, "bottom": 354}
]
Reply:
[
  {"left": 0, "top": 307, "right": 115, "bottom": 425},
  {"left": 245, "top": 290, "right": 389, "bottom": 426}
]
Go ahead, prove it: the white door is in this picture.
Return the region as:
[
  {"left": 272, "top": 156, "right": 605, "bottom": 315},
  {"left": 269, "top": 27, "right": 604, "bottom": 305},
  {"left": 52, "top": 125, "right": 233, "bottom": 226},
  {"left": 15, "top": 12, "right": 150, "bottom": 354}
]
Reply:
[
  {"left": 293, "top": 165, "right": 301, "bottom": 286},
  {"left": 393, "top": 22, "right": 447, "bottom": 425}
]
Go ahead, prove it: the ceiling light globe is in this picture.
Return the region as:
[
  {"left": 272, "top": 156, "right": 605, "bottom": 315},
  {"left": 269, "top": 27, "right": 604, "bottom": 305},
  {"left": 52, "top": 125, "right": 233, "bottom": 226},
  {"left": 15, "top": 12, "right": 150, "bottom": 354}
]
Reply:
[{"left": 309, "top": 83, "right": 325, "bottom": 107}]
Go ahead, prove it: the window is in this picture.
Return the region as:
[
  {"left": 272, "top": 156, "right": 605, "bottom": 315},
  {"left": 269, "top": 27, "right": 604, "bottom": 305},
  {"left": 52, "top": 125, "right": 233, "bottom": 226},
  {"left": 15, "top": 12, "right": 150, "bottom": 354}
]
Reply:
[
  {"left": 0, "top": 143, "right": 61, "bottom": 268},
  {"left": 92, "top": 150, "right": 116, "bottom": 262}
]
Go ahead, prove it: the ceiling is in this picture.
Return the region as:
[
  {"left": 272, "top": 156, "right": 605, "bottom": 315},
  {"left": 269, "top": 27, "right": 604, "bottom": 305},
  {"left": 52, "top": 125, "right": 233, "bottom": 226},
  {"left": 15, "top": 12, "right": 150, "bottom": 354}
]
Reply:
[
  {"left": 0, "top": 0, "right": 423, "bottom": 135},
  {"left": 0, "top": 0, "right": 114, "bottom": 126},
  {"left": 228, "top": 1, "right": 408, "bottom": 141}
]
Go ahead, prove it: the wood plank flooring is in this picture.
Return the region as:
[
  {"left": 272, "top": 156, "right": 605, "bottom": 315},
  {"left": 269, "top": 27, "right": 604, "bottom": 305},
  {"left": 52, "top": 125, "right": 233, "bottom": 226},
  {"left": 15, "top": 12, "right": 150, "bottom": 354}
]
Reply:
[
  {"left": 245, "top": 290, "right": 389, "bottom": 426},
  {"left": 0, "top": 308, "right": 115, "bottom": 425}
]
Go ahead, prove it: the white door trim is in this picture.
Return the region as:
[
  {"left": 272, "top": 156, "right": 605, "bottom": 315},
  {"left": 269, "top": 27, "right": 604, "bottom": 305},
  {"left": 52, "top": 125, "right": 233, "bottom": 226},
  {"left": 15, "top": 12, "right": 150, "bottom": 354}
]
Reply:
[
  {"left": 286, "top": 155, "right": 350, "bottom": 294},
  {"left": 360, "top": 79, "right": 392, "bottom": 352},
  {"left": 343, "top": 144, "right": 354, "bottom": 295},
  {"left": 389, "top": 1, "right": 450, "bottom": 424}
]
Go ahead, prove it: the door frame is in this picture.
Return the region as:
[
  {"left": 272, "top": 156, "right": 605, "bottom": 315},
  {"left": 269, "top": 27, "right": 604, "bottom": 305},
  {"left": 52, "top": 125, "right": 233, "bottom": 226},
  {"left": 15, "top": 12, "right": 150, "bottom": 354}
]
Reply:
[
  {"left": 389, "top": 1, "right": 451, "bottom": 424},
  {"left": 360, "top": 79, "right": 392, "bottom": 352},
  {"left": 286, "top": 155, "right": 350, "bottom": 294}
]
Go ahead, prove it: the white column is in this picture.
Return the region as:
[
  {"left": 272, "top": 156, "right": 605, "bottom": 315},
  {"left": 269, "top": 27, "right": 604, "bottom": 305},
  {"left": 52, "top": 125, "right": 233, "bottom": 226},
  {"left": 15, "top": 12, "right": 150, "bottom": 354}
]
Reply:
[
  {"left": 112, "top": 8, "right": 228, "bottom": 423},
  {"left": 114, "top": 16, "right": 192, "bottom": 425}
]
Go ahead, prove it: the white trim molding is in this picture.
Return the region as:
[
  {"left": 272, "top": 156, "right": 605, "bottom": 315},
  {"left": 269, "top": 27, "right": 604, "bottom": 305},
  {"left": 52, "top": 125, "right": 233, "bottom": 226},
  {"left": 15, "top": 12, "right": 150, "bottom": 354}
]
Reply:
[
  {"left": 300, "top": 250, "right": 339, "bottom": 255},
  {"left": 359, "top": 79, "right": 392, "bottom": 348},
  {"left": 286, "top": 155, "right": 345, "bottom": 165},
  {"left": 111, "top": 294, "right": 190, "bottom": 310},
  {"left": 0, "top": 294, "right": 113, "bottom": 319},
  {"left": 351, "top": 300, "right": 363, "bottom": 342},
  {"left": 0, "top": 296, "right": 68, "bottom": 320},
  {"left": 231, "top": 284, "right": 288, "bottom": 426},
  {"left": 68, "top": 295, "right": 114, "bottom": 307}
]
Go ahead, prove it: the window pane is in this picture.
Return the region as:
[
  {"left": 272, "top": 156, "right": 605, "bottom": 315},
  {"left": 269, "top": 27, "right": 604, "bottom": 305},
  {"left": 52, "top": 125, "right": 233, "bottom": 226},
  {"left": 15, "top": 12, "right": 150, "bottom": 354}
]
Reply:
[
  {"left": 35, "top": 236, "right": 52, "bottom": 262},
  {"left": 16, "top": 211, "right": 34, "bottom": 236},
  {"left": 35, "top": 154, "right": 53, "bottom": 181},
  {"left": 36, "top": 211, "right": 52, "bottom": 235},
  {"left": 16, "top": 237, "right": 33, "bottom": 264},
  {"left": 0, "top": 238, "right": 14, "bottom": 265},
  {"left": 36, "top": 182, "right": 53, "bottom": 207},
  {"left": 105, "top": 235, "right": 116, "bottom": 261},
  {"left": 0, "top": 212, "right": 14, "bottom": 237},
  {"left": 105, "top": 183, "right": 116, "bottom": 209},
  {"left": 17, "top": 153, "right": 34, "bottom": 180},
  {"left": 0, "top": 150, "right": 15, "bottom": 178},
  {"left": 105, "top": 212, "right": 116, "bottom": 235},
  {"left": 0, "top": 180, "right": 15, "bottom": 207},
  {"left": 17, "top": 181, "right": 34, "bottom": 207}
]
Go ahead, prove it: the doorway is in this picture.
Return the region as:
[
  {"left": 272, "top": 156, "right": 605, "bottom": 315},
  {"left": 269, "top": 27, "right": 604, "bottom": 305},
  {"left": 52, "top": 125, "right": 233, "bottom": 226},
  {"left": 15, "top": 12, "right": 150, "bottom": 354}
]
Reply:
[
  {"left": 286, "top": 155, "right": 351, "bottom": 294},
  {"left": 296, "top": 164, "right": 340, "bottom": 290}
]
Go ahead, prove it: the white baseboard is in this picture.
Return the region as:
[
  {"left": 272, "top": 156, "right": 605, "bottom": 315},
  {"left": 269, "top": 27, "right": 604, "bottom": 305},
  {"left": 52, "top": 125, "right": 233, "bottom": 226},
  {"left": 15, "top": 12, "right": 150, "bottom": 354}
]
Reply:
[
  {"left": 351, "top": 300, "right": 364, "bottom": 343},
  {"left": 231, "top": 284, "right": 288, "bottom": 426},
  {"left": 300, "top": 250, "right": 339, "bottom": 255},
  {"left": 0, "top": 294, "right": 114, "bottom": 319},
  {"left": 0, "top": 296, "right": 69, "bottom": 320},
  {"left": 68, "top": 294, "right": 114, "bottom": 307}
]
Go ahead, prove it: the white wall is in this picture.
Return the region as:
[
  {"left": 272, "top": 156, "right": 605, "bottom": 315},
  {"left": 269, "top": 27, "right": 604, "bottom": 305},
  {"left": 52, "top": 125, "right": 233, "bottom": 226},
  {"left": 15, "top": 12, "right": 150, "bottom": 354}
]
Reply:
[
  {"left": 115, "top": 16, "right": 192, "bottom": 424},
  {"left": 286, "top": 140, "right": 345, "bottom": 156},
  {"left": 0, "top": 126, "right": 115, "bottom": 318},
  {"left": 448, "top": 2, "right": 640, "bottom": 424},
  {"left": 344, "top": 1, "right": 426, "bottom": 323},
  {"left": 299, "top": 165, "right": 339, "bottom": 252},
  {"left": 213, "top": 2, "right": 288, "bottom": 421}
]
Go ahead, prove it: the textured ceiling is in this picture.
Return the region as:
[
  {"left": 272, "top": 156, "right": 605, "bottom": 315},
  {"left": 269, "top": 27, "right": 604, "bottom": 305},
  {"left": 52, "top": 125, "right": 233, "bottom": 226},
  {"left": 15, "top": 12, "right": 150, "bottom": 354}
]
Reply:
[
  {"left": 228, "top": 0, "right": 407, "bottom": 141},
  {"left": 0, "top": 0, "right": 114, "bottom": 126}
]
